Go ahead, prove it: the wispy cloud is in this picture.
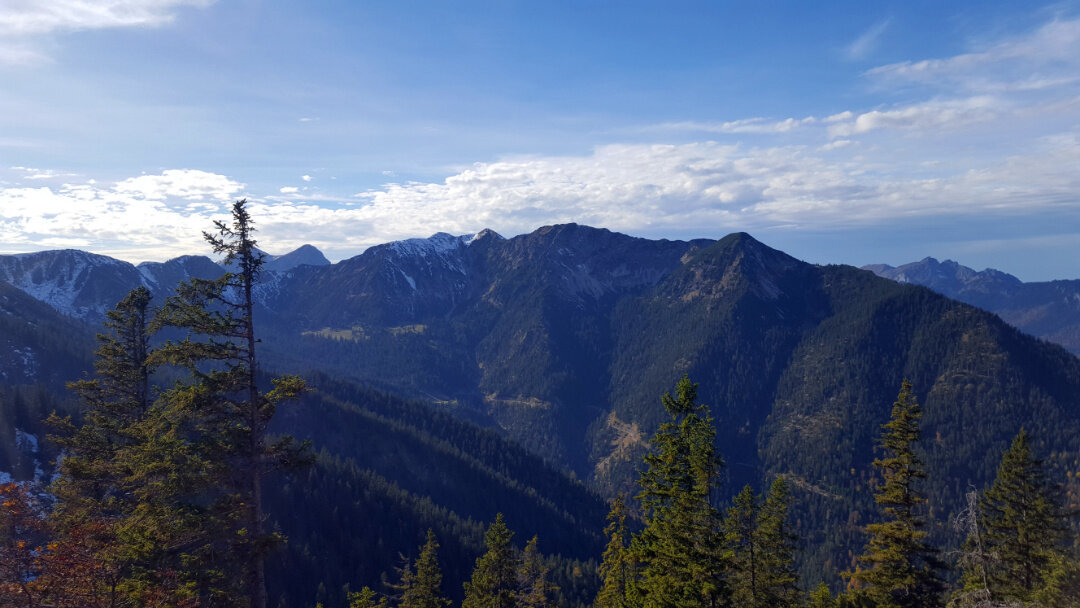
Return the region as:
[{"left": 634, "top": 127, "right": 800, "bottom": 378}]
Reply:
[
  {"left": 649, "top": 117, "right": 816, "bottom": 135},
  {"left": 10, "top": 166, "right": 79, "bottom": 180},
  {"left": 827, "top": 96, "right": 1003, "bottom": 138},
  {"left": 867, "top": 17, "right": 1080, "bottom": 93},
  {"left": 0, "top": 0, "right": 213, "bottom": 35},
  {"left": 845, "top": 19, "right": 891, "bottom": 61},
  {"left": 0, "top": 0, "right": 213, "bottom": 65}
]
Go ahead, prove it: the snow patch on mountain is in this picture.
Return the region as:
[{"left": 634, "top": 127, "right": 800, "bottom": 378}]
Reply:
[
  {"left": 384, "top": 232, "right": 475, "bottom": 277},
  {"left": 388, "top": 232, "right": 471, "bottom": 258},
  {"left": 0, "top": 250, "right": 148, "bottom": 318},
  {"left": 467, "top": 228, "right": 505, "bottom": 245}
]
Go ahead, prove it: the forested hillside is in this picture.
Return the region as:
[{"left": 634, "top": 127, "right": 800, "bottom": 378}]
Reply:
[
  {"left": 865, "top": 257, "right": 1080, "bottom": 355},
  {"left": 1, "top": 223, "right": 1079, "bottom": 605}
]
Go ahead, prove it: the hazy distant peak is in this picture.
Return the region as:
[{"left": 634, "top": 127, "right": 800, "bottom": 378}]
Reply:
[
  {"left": 861, "top": 263, "right": 894, "bottom": 274},
  {"left": 862, "top": 257, "right": 1026, "bottom": 312},
  {"left": 264, "top": 244, "right": 330, "bottom": 272}
]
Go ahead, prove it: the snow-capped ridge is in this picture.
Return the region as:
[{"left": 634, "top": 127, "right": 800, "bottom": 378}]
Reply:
[
  {"left": 387, "top": 232, "right": 473, "bottom": 258},
  {"left": 467, "top": 228, "right": 505, "bottom": 245},
  {"left": 0, "top": 249, "right": 146, "bottom": 319}
]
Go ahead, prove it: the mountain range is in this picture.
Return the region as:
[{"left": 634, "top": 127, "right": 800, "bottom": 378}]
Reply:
[
  {"left": 864, "top": 257, "right": 1080, "bottom": 354},
  {"left": 1, "top": 226, "right": 1079, "bottom": 597}
]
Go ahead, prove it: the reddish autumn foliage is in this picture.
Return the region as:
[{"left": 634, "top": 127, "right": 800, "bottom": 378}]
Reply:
[{"left": 1, "top": 483, "right": 195, "bottom": 608}]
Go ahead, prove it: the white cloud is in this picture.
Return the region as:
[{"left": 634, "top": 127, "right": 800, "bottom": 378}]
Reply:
[
  {"left": 0, "top": 170, "right": 241, "bottom": 261},
  {"left": 651, "top": 116, "right": 816, "bottom": 135},
  {"left": 0, "top": 0, "right": 213, "bottom": 66},
  {"left": 845, "top": 19, "right": 891, "bottom": 61},
  {"left": 256, "top": 136, "right": 1080, "bottom": 254},
  {"left": 0, "top": 0, "right": 213, "bottom": 35},
  {"left": 819, "top": 139, "right": 853, "bottom": 151},
  {"left": 3, "top": 127, "right": 1080, "bottom": 263},
  {"left": 113, "top": 169, "right": 244, "bottom": 201},
  {"left": 867, "top": 18, "right": 1080, "bottom": 93},
  {"left": 10, "top": 167, "right": 79, "bottom": 180},
  {"left": 4, "top": 16, "right": 1080, "bottom": 263},
  {"left": 827, "top": 96, "right": 1003, "bottom": 138}
]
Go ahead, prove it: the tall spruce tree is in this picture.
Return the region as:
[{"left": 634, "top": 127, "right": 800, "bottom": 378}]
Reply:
[
  {"left": 462, "top": 513, "right": 520, "bottom": 608},
  {"left": 755, "top": 477, "right": 800, "bottom": 608},
  {"left": 43, "top": 287, "right": 202, "bottom": 605},
  {"left": 630, "top": 374, "right": 726, "bottom": 608},
  {"left": 724, "top": 478, "right": 799, "bottom": 608},
  {"left": 980, "top": 429, "right": 1067, "bottom": 602},
  {"left": 724, "top": 484, "right": 761, "bottom": 607},
  {"left": 845, "top": 380, "right": 943, "bottom": 608},
  {"left": 48, "top": 287, "right": 166, "bottom": 602},
  {"left": 595, "top": 495, "right": 634, "bottom": 608},
  {"left": 151, "top": 199, "right": 308, "bottom": 607},
  {"left": 53, "top": 286, "right": 155, "bottom": 521},
  {"left": 399, "top": 529, "right": 451, "bottom": 608}
]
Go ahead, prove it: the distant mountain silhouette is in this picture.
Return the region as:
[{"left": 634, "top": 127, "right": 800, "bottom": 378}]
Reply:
[{"left": 864, "top": 257, "right": 1080, "bottom": 354}]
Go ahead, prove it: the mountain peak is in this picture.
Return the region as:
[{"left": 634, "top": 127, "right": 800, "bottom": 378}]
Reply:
[
  {"left": 665, "top": 232, "right": 803, "bottom": 302},
  {"left": 386, "top": 232, "right": 472, "bottom": 258},
  {"left": 863, "top": 257, "right": 1024, "bottom": 300},
  {"left": 468, "top": 228, "right": 505, "bottom": 245},
  {"left": 264, "top": 244, "right": 330, "bottom": 272}
]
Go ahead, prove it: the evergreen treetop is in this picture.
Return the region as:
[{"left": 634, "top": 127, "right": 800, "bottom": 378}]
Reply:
[
  {"left": 631, "top": 374, "right": 726, "bottom": 608},
  {"left": 980, "top": 428, "right": 1067, "bottom": 602},
  {"left": 462, "top": 513, "right": 520, "bottom": 608},
  {"left": 845, "top": 380, "right": 943, "bottom": 608}
]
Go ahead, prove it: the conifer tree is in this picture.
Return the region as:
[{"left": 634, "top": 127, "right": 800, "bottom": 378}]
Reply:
[
  {"left": 724, "top": 477, "right": 798, "bottom": 608},
  {"left": 463, "top": 513, "right": 520, "bottom": 608},
  {"left": 807, "top": 582, "right": 837, "bottom": 608},
  {"left": 151, "top": 199, "right": 308, "bottom": 607},
  {"left": 47, "top": 286, "right": 190, "bottom": 603},
  {"left": 349, "top": 586, "right": 389, "bottom": 608},
  {"left": 630, "top": 374, "right": 726, "bottom": 608},
  {"left": 595, "top": 495, "right": 634, "bottom": 608},
  {"left": 724, "top": 484, "right": 760, "bottom": 607},
  {"left": 399, "top": 529, "right": 451, "bottom": 608},
  {"left": 52, "top": 286, "right": 155, "bottom": 522},
  {"left": 517, "top": 535, "right": 556, "bottom": 608},
  {"left": 755, "top": 477, "right": 800, "bottom": 608},
  {"left": 845, "top": 380, "right": 943, "bottom": 608},
  {"left": 980, "top": 429, "right": 1067, "bottom": 602}
]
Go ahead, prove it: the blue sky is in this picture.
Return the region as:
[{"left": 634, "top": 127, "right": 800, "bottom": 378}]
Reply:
[{"left": 1, "top": 1, "right": 1079, "bottom": 280}]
